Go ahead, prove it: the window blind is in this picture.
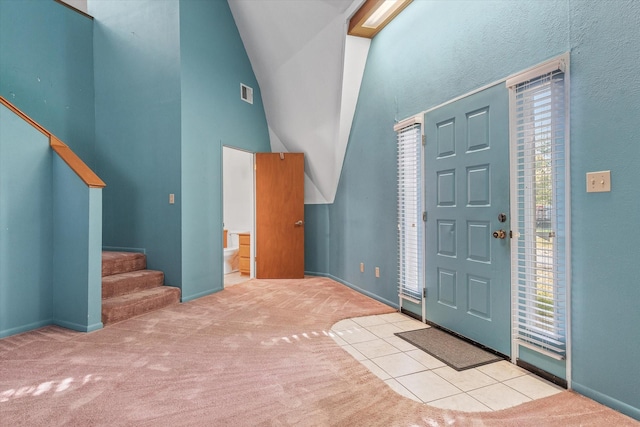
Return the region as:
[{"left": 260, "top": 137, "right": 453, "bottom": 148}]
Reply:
[
  {"left": 397, "top": 121, "right": 423, "bottom": 302},
  {"left": 510, "top": 68, "right": 568, "bottom": 360}
]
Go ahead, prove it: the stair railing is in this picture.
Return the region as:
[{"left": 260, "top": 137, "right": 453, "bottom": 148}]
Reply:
[{"left": 0, "top": 95, "right": 105, "bottom": 188}]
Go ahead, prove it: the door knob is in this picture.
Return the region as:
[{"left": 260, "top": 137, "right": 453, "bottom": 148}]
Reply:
[
  {"left": 294, "top": 220, "right": 304, "bottom": 226},
  {"left": 492, "top": 229, "right": 506, "bottom": 239}
]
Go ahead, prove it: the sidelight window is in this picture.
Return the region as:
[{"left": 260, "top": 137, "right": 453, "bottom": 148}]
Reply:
[
  {"left": 396, "top": 117, "right": 423, "bottom": 303},
  {"left": 507, "top": 55, "right": 570, "bottom": 361}
]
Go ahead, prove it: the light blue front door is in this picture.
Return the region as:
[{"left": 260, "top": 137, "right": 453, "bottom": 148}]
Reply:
[{"left": 424, "top": 84, "right": 510, "bottom": 356}]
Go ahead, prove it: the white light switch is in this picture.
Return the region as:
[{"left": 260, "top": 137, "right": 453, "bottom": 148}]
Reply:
[
  {"left": 169, "top": 193, "right": 175, "bottom": 204},
  {"left": 586, "top": 171, "right": 611, "bottom": 193},
  {"left": 360, "top": 262, "right": 364, "bottom": 273},
  {"left": 375, "top": 267, "right": 380, "bottom": 278}
]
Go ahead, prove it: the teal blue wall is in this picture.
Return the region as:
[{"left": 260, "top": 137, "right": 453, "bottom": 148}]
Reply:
[
  {"left": 0, "top": 0, "right": 102, "bottom": 337},
  {"left": 0, "top": 105, "right": 53, "bottom": 338},
  {"left": 316, "top": 0, "right": 639, "bottom": 419},
  {"left": 91, "top": 0, "right": 270, "bottom": 300},
  {"left": 0, "top": 0, "right": 95, "bottom": 166},
  {"left": 179, "top": 0, "right": 270, "bottom": 301},
  {"left": 304, "top": 204, "right": 330, "bottom": 275},
  {"left": 91, "top": 0, "right": 183, "bottom": 287},
  {"left": 52, "top": 157, "right": 103, "bottom": 332}
]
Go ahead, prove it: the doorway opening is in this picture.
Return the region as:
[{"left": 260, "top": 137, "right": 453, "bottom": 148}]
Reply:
[{"left": 222, "top": 146, "right": 255, "bottom": 288}]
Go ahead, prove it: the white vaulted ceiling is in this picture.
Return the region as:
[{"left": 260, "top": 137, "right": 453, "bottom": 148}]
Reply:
[{"left": 228, "top": 0, "right": 370, "bottom": 204}]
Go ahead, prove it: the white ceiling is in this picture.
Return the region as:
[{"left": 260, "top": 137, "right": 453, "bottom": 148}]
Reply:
[{"left": 228, "top": 0, "right": 370, "bottom": 204}]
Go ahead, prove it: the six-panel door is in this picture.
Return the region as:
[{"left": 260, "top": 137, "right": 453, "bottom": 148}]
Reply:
[{"left": 424, "top": 84, "right": 511, "bottom": 356}]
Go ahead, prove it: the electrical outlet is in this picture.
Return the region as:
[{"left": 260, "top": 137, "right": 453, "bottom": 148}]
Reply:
[
  {"left": 586, "top": 171, "right": 611, "bottom": 193},
  {"left": 360, "top": 262, "right": 364, "bottom": 273},
  {"left": 375, "top": 267, "right": 380, "bottom": 278}
]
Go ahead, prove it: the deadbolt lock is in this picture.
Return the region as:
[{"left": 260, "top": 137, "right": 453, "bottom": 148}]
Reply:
[{"left": 492, "top": 229, "right": 507, "bottom": 239}]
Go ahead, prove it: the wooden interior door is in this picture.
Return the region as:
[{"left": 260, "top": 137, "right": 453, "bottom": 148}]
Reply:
[{"left": 255, "top": 153, "right": 305, "bottom": 278}]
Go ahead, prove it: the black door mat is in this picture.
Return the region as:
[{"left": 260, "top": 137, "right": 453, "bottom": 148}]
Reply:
[{"left": 395, "top": 327, "right": 502, "bottom": 371}]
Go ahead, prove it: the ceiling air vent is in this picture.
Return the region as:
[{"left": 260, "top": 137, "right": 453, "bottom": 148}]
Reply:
[{"left": 240, "top": 83, "right": 253, "bottom": 104}]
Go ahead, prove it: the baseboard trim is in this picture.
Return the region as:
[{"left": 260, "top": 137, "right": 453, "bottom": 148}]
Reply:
[
  {"left": 572, "top": 381, "right": 640, "bottom": 421},
  {"left": 181, "top": 286, "right": 222, "bottom": 303},
  {"left": 305, "top": 273, "right": 398, "bottom": 309},
  {"left": 102, "top": 246, "right": 146, "bottom": 254},
  {"left": 516, "top": 358, "right": 567, "bottom": 389},
  {"left": 54, "top": 319, "right": 103, "bottom": 333},
  {"left": 0, "top": 319, "right": 53, "bottom": 339},
  {"left": 400, "top": 307, "right": 422, "bottom": 321}
]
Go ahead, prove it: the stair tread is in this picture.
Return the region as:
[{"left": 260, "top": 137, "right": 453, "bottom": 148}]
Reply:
[
  {"left": 102, "top": 269, "right": 164, "bottom": 282},
  {"left": 102, "top": 286, "right": 179, "bottom": 305},
  {"left": 101, "top": 270, "right": 165, "bottom": 299},
  {"left": 102, "top": 286, "right": 180, "bottom": 325},
  {"left": 102, "top": 251, "right": 146, "bottom": 276}
]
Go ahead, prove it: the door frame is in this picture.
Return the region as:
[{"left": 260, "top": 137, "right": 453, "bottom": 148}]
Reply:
[
  {"left": 400, "top": 53, "right": 571, "bottom": 385},
  {"left": 222, "top": 146, "right": 256, "bottom": 283}
]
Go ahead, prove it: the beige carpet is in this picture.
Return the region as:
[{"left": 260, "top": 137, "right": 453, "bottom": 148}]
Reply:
[{"left": 0, "top": 277, "right": 636, "bottom": 426}]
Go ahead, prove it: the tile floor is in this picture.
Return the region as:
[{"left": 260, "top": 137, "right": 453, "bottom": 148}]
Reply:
[
  {"left": 224, "top": 271, "right": 250, "bottom": 287},
  {"left": 330, "top": 312, "right": 563, "bottom": 412}
]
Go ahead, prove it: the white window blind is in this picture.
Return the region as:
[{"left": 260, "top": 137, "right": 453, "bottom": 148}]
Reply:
[
  {"left": 509, "top": 63, "right": 568, "bottom": 360},
  {"left": 396, "top": 120, "right": 423, "bottom": 302}
]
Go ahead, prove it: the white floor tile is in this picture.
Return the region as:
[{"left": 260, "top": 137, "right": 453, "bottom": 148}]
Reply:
[
  {"left": 467, "top": 383, "right": 531, "bottom": 410},
  {"left": 329, "top": 333, "right": 347, "bottom": 346},
  {"left": 376, "top": 312, "right": 412, "bottom": 323},
  {"left": 405, "top": 349, "right": 447, "bottom": 369},
  {"left": 352, "top": 339, "right": 401, "bottom": 359},
  {"left": 370, "top": 353, "right": 429, "bottom": 377},
  {"left": 432, "top": 366, "right": 498, "bottom": 392},
  {"left": 341, "top": 345, "right": 367, "bottom": 361},
  {"left": 476, "top": 361, "right": 528, "bottom": 382},
  {"left": 331, "top": 319, "right": 360, "bottom": 332},
  {"left": 396, "top": 370, "right": 462, "bottom": 403},
  {"left": 503, "top": 374, "right": 564, "bottom": 399},
  {"left": 428, "top": 392, "right": 492, "bottom": 412},
  {"left": 384, "top": 379, "right": 421, "bottom": 403},
  {"left": 366, "top": 322, "right": 403, "bottom": 338},
  {"left": 351, "top": 315, "right": 389, "bottom": 327},
  {"left": 393, "top": 320, "right": 430, "bottom": 332},
  {"left": 336, "top": 315, "right": 561, "bottom": 413},
  {"left": 337, "top": 328, "right": 379, "bottom": 345},
  {"left": 359, "top": 359, "right": 391, "bottom": 380}
]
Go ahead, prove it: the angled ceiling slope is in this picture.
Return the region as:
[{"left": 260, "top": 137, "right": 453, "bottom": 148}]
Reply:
[{"left": 229, "top": 0, "right": 370, "bottom": 204}]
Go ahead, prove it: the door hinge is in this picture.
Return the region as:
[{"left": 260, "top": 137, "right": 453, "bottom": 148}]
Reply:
[
  {"left": 422, "top": 134, "right": 426, "bottom": 145},
  {"left": 509, "top": 230, "right": 513, "bottom": 239},
  {"left": 422, "top": 212, "right": 427, "bottom": 222},
  {"left": 423, "top": 288, "right": 427, "bottom": 298}
]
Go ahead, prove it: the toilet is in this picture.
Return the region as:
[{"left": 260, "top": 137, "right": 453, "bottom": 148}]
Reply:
[{"left": 223, "top": 230, "right": 239, "bottom": 274}]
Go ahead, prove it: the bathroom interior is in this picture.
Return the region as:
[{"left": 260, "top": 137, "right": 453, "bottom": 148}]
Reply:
[{"left": 222, "top": 146, "right": 255, "bottom": 287}]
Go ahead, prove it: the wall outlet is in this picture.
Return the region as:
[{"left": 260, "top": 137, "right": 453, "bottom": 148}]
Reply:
[
  {"left": 360, "top": 262, "right": 364, "bottom": 273},
  {"left": 375, "top": 267, "right": 380, "bottom": 278},
  {"left": 586, "top": 171, "right": 611, "bottom": 193}
]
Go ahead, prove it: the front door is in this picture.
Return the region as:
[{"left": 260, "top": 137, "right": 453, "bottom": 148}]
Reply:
[
  {"left": 424, "top": 84, "right": 511, "bottom": 356},
  {"left": 255, "top": 153, "right": 305, "bottom": 279}
]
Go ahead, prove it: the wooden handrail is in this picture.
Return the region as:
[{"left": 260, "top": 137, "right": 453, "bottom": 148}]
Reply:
[{"left": 0, "top": 96, "right": 106, "bottom": 188}]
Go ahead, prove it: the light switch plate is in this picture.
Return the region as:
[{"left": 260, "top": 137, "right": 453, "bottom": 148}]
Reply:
[
  {"left": 375, "top": 267, "right": 380, "bottom": 278},
  {"left": 169, "top": 193, "right": 175, "bottom": 204},
  {"left": 360, "top": 262, "right": 364, "bottom": 273},
  {"left": 586, "top": 171, "right": 611, "bottom": 193}
]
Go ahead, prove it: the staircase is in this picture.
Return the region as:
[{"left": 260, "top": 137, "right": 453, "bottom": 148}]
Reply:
[{"left": 102, "top": 251, "right": 181, "bottom": 325}]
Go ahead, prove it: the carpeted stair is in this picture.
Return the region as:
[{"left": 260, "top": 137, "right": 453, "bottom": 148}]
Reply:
[{"left": 102, "top": 251, "right": 180, "bottom": 325}]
